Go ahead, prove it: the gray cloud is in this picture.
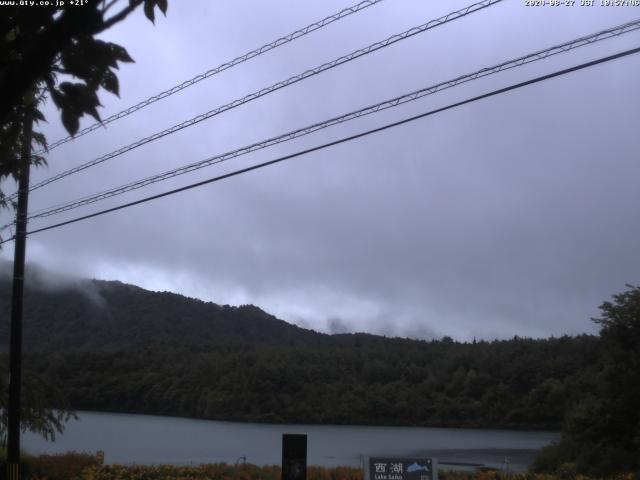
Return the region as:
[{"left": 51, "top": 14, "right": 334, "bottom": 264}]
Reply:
[
  {"left": 2, "top": 0, "right": 639, "bottom": 340},
  {"left": 0, "top": 260, "right": 105, "bottom": 307}
]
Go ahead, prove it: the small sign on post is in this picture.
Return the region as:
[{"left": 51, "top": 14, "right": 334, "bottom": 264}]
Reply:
[
  {"left": 367, "top": 457, "right": 437, "bottom": 480},
  {"left": 282, "top": 434, "right": 307, "bottom": 480}
]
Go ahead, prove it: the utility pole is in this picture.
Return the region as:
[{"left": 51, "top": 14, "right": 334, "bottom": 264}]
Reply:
[{"left": 7, "top": 109, "right": 33, "bottom": 480}]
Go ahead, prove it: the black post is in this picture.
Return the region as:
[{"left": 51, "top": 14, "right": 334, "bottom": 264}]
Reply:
[
  {"left": 282, "top": 434, "right": 307, "bottom": 480},
  {"left": 7, "top": 111, "right": 33, "bottom": 480}
]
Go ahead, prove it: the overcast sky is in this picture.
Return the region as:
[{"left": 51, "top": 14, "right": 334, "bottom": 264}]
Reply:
[{"left": 2, "top": 0, "right": 639, "bottom": 340}]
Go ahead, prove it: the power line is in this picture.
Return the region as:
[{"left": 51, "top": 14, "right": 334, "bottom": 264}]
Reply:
[
  {"left": 21, "top": 18, "right": 640, "bottom": 222},
  {"left": 20, "top": 0, "right": 503, "bottom": 197},
  {"left": 3, "top": 45, "right": 636, "bottom": 245},
  {"left": 37, "top": 0, "right": 387, "bottom": 155}
]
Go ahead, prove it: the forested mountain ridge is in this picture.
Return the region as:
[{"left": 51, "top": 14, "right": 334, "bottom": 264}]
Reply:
[
  {"left": 0, "top": 272, "right": 324, "bottom": 352},
  {"left": 0, "top": 266, "right": 601, "bottom": 429}
]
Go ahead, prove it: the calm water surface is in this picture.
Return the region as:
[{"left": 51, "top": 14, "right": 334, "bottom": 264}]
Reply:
[{"left": 23, "top": 411, "right": 558, "bottom": 471}]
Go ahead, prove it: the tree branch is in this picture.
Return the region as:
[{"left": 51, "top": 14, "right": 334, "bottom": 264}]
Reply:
[
  {"left": 102, "top": 0, "right": 121, "bottom": 14},
  {"left": 102, "top": 0, "right": 144, "bottom": 30}
]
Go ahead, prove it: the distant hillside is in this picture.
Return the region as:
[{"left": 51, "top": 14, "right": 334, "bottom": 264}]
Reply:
[
  {"left": 0, "top": 264, "right": 602, "bottom": 429},
  {"left": 0, "top": 268, "right": 324, "bottom": 352}
]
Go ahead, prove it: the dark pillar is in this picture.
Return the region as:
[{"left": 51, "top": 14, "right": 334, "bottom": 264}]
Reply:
[{"left": 282, "top": 434, "right": 307, "bottom": 480}]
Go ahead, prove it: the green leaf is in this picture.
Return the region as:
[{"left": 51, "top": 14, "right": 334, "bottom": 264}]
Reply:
[
  {"left": 61, "top": 109, "right": 79, "bottom": 136},
  {"left": 50, "top": 88, "right": 63, "bottom": 109},
  {"left": 61, "top": 38, "right": 109, "bottom": 86},
  {"left": 143, "top": 0, "right": 155, "bottom": 23},
  {"left": 56, "top": 82, "right": 103, "bottom": 133},
  {"left": 32, "top": 109, "right": 46, "bottom": 124},
  {"left": 101, "top": 70, "right": 119, "bottom": 96},
  {"left": 31, "top": 154, "right": 48, "bottom": 168},
  {"left": 157, "top": 0, "right": 167, "bottom": 15},
  {"left": 86, "top": 104, "right": 101, "bottom": 123},
  {"left": 110, "top": 44, "right": 134, "bottom": 63},
  {"left": 32, "top": 131, "right": 48, "bottom": 152}
]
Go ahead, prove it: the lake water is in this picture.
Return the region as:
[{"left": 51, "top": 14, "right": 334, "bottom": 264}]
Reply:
[{"left": 22, "top": 411, "right": 558, "bottom": 472}]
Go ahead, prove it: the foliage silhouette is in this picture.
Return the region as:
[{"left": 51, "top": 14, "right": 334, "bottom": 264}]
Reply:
[
  {"left": 533, "top": 285, "right": 640, "bottom": 476},
  {"left": 0, "top": 0, "right": 168, "bottom": 213}
]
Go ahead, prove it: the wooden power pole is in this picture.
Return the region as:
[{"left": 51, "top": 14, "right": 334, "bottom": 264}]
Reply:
[{"left": 7, "top": 110, "right": 33, "bottom": 480}]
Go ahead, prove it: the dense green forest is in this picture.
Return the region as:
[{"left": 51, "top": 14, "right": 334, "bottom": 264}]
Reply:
[
  {"left": 21, "top": 336, "right": 599, "bottom": 429},
  {"left": 0, "top": 270, "right": 601, "bottom": 430}
]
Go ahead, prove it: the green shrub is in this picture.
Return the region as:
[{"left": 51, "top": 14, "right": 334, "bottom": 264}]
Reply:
[
  {"left": 26, "top": 452, "right": 99, "bottom": 480},
  {"left": 532, "top": 442, "right": 572, "bottom": 473}
]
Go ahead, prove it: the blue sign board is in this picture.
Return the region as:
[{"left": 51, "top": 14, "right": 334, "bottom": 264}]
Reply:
[{"left": 368, "top": 457, "right": 436, "bottom": 480}]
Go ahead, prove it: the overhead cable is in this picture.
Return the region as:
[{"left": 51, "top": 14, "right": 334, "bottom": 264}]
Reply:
[
  {"left": 22, "top": 18, "right": 640, "bottom": 222},
  {"left": 2, "top": 45, "right": 637, "bottom": 245},
  {"left": 37, "top": 0, "right": 388, "bottom": 154},
  {"left": 21, "top": 0, "right": 503, "bottom": 197}
]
